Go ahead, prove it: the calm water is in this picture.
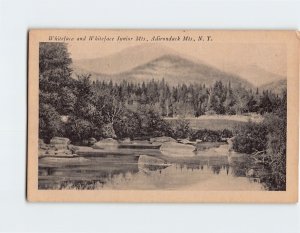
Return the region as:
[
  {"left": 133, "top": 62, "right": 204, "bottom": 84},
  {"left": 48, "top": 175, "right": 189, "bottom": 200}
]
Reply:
[{"left": 38, "top": 145, "right": 266, "bottom": 190}]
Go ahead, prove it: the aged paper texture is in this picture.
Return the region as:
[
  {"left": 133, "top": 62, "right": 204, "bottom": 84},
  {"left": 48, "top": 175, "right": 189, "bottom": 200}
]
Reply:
[{"left": 27, "top": 30, "right": 299, "bottom": 202}]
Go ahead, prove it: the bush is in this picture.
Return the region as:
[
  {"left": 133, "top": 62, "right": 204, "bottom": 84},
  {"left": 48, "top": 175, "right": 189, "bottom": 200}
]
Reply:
[
  {"left": 113, "top": 111, "right": 140, "bottom": 139},
  {"left": 232, "top": 121, "right": 268, "bottom": 154},
  {"left": 190, "top": 129, "right": 222, "bottom": 142},
  {"left": 263, "top": 113, "right": 287, "bottom": 190},
  {"left": 221, "top": 129, "right": 233, "bottom": 138},
  {"left": 138, "top": 105, "right": 172, "bottom": 138},
  {"left": 171, "top": 118, "right": 191, "bottom": 139},
  {"left": 65, "top": 117, "right": 96, "bottom": 143}
]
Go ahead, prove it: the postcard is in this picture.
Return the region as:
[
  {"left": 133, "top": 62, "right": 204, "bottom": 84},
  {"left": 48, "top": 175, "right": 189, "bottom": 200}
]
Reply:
[{"left": 27, "top": 30, "right": 299, "bottom": 202}]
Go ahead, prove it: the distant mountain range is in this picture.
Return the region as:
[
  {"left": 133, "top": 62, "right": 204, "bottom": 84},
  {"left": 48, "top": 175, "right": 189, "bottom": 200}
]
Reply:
[
  {"left": 73, "top": 44, "right": 174, "bottom": 75},
  {"left": 259, "top": 79, "right": 287, "bottom": 94},
  {"left": 72, "top": 44, "right": 286, "bottom": 90},
  {"left": 228, "top": 64, "right": 286, "bottom": 87},
  {"left": 73, "top": 54, "right": 254, "bottom": 88}
]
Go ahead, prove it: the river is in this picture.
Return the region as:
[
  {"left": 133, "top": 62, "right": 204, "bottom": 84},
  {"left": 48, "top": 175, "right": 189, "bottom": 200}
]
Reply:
[{"left": 38, "top": 143, "right": 266, "bottom": 190}]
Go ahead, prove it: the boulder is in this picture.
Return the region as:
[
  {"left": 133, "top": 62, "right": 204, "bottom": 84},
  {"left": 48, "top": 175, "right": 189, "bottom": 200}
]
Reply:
[
  {"left": 122, "top": 138, "right": 131, "bottom": 143},
  {"left": 39, "top": 139, "right": 48, "bottom": 150},
  {"left": 93, "top": 138, "right": 119, "bottom": 149},
  {"left": 88, "top": 137, "right": 97, "bottom": 146},
  {"left": 178, "top": 139, "right": 196, "bottom": 145},
  {"left": 160, "top": 142, "right": 196, "bottom": 157},
  {"left": 138, "top": 155, "right": 170, "bottom": 172},
  {"left": 246, "top": 168, "right": 256, "bottom": 177},
  {"left": 50, "top": 137, "right": 70, "bottom": 144},
  {"left": 150, "top": 136, "right": 177, "bottom": 143},
  {"left": 68, "top": 145, "right": 95, "bottom": 154},
  {"left": 138, "top": 155, "right": 167, "bottom": 165},
  {"left": 50, "top": 137, "right": 70, "bottom": 150}
]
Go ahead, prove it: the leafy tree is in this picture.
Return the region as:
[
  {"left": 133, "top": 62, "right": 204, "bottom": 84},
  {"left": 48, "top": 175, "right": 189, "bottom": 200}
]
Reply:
[
  {"left": 39, "top": 104, "right": 64, "bottom": 143},
  {"left": 39, "top": 42, "right": 75, "bottom": 140},
  {"left": 65, "top": 117, "right": 95, "bottom": 143}
]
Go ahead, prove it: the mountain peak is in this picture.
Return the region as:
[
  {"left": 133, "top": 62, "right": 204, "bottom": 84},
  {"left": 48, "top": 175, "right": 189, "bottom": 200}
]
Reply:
[{"left": 75, "top": 53, "right": 254, "bottom": 89}]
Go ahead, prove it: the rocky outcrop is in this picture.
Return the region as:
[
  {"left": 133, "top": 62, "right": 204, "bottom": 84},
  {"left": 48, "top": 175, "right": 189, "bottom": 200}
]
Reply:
[
  {"left": 160, "top": 142, "right": 196, "bottom": 157},
  {"left": 93, "top": 138, "right": 119, "bottom": 149}
]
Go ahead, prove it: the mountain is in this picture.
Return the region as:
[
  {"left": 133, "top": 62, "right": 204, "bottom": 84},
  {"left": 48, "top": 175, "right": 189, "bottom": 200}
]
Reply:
[
  {"left": 72, "top": 44, "right": 175, "bottom": 75},
  {"left": 73, "top": 54, "right": 254, "bottom": 89},
  {"left": 259, "top": 79, "right": 287, "bottom": 94},
  {"left": 229, "top": 64, "right": 286, "bottom": 87}
]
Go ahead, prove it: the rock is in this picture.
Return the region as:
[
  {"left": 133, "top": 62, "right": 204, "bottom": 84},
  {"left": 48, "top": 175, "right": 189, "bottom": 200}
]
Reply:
[
  {"left": 122, "top": 138, "right": 131, "bottom": 143},
  {"left": 178, "top": 139, "right": 196, "bottom": 145},
  {"left": 160, "top": 142, "right": 196, "bottom": 157},
  {"left": 50, "top": 137, "right": 70, "bottom": 150},
  {"left": 227, "top": 137, "right": 235, "bottom": 151},
  {"left": 138, "top": 155, "right": 170, "bottom": 172},
  {"left": 93, "top": 138, "right": 119, "bottom": 149},
  {"left": 88, "top": 137, "right": 97, "bottom": 146},
  {"left": 38, "top": 147, "right": 73, "bottom": 157},
  {"left": 67, "top": 145, "right": 78, "bottom": 153},
  {"left": 50, "top": 137, "right": 70, "bottom": 144},
  {"left": 39, "top": 139, "right": 44, "bottom": 146},
  {"left": 53, "top": 149, "right": 72, "bottom": 156},
  {"left": 39, "top": 139, "right": 48, "bottom": 150},
  {"left": 150, "top": 136, "right": 177, "bottom": 143},
  {"left": 246, "top": 168, "right": 256, "bottom": 177},
  {"left": 138, "top": 155, "right": 167, "bottom": 165},
  {"left": 68, "top": 145, "right": 94, "bottom": 154}
]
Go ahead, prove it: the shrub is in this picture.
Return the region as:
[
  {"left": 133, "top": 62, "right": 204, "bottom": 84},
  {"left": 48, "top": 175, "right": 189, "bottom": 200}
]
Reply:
[
  {"left": 65, "top": 117, "right": 96, "bottom": 143},
  {"left": 171, "top": 118, "right": 191, "bottom": 139},
  {"left": 113, "top": 111, "right": 140, "bottom": 139},
  {"left": 232, "top": 121, "right": 268, "bottom": 154},
  {"left": 190, "top": 129, "right": 222, "bottom": 142}
]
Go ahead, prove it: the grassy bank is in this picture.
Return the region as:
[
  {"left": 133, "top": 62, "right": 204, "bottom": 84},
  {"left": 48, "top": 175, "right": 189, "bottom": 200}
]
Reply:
[{"left": 164, "top": 115, "right": 262, "bottom": 131}]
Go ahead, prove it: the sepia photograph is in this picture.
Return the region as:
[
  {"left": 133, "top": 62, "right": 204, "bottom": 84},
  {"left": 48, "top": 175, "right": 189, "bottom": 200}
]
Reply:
[
  {"left": 2, "top": 0, "right": 300, "bottom": 232},
  {"left": 27, "top": 30, "right": 299, "bottom": 202}
]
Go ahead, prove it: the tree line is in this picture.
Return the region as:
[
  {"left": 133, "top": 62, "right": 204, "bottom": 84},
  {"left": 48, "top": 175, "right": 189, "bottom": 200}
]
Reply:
[{"left": 92, "top": 78, "right": 281, "bottom": 117}]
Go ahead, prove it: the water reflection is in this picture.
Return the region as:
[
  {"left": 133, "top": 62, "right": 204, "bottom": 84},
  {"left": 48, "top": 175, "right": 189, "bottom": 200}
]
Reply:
[{"left": 39, "top": 153, "right": 265, "bottom": 190}]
